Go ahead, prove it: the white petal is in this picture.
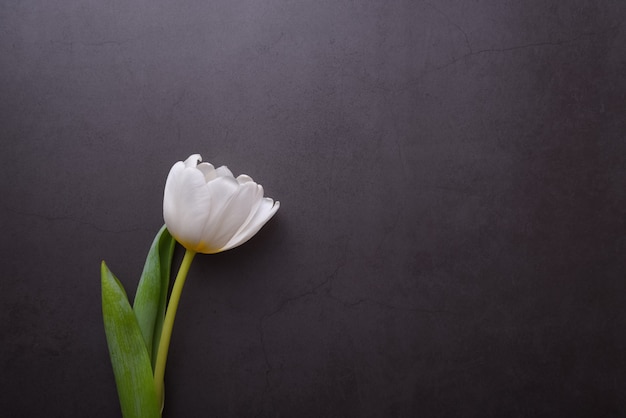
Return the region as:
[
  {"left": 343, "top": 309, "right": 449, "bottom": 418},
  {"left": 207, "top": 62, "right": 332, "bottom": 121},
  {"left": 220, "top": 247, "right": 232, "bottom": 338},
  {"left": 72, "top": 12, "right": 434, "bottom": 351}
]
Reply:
[
  {"left": 184, "top": 154, "right": 202, "bottom": 168},
  {"left": 196, "top": 162, "right": 217, "bottom": 182},
  {"left": 237, "top": 174, "right": 254, "bottom": 184},
  {"left": 164, "top": 164, "right": 212, "bottom": 252},
  {"left": 208, "top": 181, "right": 263, "bottom": 250},
  {"left": 222, "top": 198, "right": 279, "bottom": 251},
  {"left": 215, "top": 165, "right": 234, "bottom": 178},
  {"left": 163, "top": 162, "right": 185, "bottom": 226},
  {"left": 226, "top": 183, "right": 264, "bottom": 238},
  {"left": 196, "top": 176, "right": 240, "bottom": 253}
]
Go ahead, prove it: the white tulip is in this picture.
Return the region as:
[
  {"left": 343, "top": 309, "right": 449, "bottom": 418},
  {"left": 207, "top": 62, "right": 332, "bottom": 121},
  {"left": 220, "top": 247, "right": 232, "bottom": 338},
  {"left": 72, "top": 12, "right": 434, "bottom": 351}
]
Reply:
[{"left": 163, "top": 154, "right": 280, "bottom": 254}]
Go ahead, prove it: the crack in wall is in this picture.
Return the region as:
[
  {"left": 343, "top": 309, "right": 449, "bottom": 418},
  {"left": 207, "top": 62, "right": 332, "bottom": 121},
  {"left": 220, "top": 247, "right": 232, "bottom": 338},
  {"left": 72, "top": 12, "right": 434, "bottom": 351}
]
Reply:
[
  {"left": 425, "top": 1, "right": 473, "bottom": 54},
  {"left": 257, "top": 237, "right": 349, "bottom": 407},
  {"left": 1, "top": 205, "right": 153, "bottom": 234},
  {"left": 341, "top": 29, "right": 607, "bottom": 94}
]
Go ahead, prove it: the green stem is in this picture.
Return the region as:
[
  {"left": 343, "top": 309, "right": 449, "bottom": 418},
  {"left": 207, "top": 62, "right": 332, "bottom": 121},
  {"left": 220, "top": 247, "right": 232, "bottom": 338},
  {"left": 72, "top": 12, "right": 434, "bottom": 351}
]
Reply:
[{"left": 154, "top": 248, "right": 196, "bottom": 409}]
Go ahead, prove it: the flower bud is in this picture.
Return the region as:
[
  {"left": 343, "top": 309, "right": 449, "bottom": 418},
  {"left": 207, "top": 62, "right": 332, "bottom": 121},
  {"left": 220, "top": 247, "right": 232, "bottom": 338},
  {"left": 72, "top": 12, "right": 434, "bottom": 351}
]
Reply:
[{"left": 163, "top": 154, "right": 279, "bottom": 253}]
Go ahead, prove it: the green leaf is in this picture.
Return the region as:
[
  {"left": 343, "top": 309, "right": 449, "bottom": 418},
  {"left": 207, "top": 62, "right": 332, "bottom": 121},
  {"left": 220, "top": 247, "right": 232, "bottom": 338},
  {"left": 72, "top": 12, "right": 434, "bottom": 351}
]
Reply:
[
  {"left": 133, "top": 225, "right": 175, "bottom": 368},
  {"left": 101, "top": 261, "right": 160, "bottom": 418}
]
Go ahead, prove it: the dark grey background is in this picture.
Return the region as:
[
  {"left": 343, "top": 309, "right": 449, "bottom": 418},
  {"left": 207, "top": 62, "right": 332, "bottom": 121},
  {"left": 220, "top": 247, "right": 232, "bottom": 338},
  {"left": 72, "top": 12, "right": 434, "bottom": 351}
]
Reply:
[{"left": 1, "top": 0, "right": 625, "bottom": 417}]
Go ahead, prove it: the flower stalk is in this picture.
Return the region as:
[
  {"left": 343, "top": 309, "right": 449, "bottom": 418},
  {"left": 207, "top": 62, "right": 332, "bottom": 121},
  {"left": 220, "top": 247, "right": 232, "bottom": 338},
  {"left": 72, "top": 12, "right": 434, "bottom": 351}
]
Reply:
[{"left": 154, "top": 248, "right": 196, "bottom": 405}]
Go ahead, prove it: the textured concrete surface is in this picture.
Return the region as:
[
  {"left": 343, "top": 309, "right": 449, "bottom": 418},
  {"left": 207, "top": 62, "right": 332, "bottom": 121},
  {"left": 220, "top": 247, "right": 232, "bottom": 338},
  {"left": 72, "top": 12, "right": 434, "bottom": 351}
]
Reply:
[{"left": 1, "top": 0, "right": 625, "bottom": 417}]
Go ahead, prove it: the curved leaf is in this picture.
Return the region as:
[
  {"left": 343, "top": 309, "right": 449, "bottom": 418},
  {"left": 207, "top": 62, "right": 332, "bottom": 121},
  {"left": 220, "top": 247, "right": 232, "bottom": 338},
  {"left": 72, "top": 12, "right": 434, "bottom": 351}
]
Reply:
[
  {"left": 102, "top": 261, "right": 160, "bottom": 418},
  {"left": 133, "top": 225, "right": 175, "bottom": 366}
]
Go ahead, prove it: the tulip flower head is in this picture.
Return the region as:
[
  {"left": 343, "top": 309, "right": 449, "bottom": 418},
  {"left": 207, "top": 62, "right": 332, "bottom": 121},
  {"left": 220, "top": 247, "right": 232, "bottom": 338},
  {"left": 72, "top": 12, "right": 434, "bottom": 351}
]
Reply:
[{"left": 163, "top": 154, "right": 279, "bottom": 254}]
